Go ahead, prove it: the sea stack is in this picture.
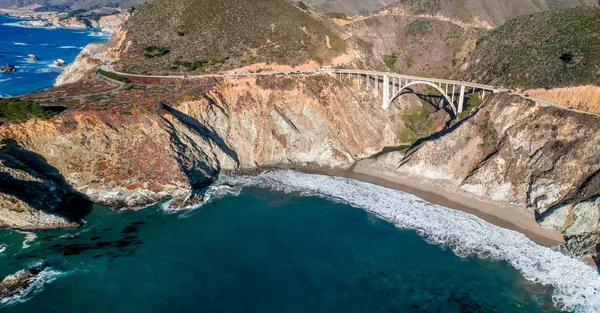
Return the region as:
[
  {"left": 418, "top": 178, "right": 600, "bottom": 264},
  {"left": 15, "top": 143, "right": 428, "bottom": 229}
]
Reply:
[
  {"left": 27, "top": 54, "right": 41, "bottom": 62},
  {"left": 53, "top": 59, "right": 66, "bottom": 67}
]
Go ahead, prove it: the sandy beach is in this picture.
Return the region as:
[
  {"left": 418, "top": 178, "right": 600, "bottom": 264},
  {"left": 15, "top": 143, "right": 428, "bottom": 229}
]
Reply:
[{"left": 315, "top": 158, "right": 566, "bottom": 248}]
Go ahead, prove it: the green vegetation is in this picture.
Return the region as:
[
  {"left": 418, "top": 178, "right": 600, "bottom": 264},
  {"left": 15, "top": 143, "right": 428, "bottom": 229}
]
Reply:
[
  {"left": 144, "top": 46, "right": 171, "bottom": 58},
  {"left": 406, "top": 56, "right": 415, "bottom": 68},
  {"left": 383, "top": 54, "right": 398, "bottom": 70},
  {"left": 457, "top": 93, "right": 482, "bottom": 120},
  {"left": 114, "top": 0, "right": 348, "bottom": 74},
  {"left": 97, "top": 68, "right": 131, "bottom": 84},
  {"left": 325, "top": 12, "right": 348, "bottom": 20},
  {"left": 173, "top": 57, "right": 229, "bottom": 70},
  {"left": 463, "top": 8, "right": 600, "bottom": 89},
  {"left": 406, "top": 20, "right": 433, "bottom": 36},
  {"left": 0, "top": 99, "right": 58, "bottom": 122},
  {"left": 398, "top": 103, "right": 437, "bottom": 144},
  {"left": 296, "top": 1, "right": 308, "bottom": 10}
]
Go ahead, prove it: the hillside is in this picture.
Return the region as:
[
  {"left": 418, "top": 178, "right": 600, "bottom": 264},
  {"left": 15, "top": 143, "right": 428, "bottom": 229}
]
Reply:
[
  {"left": 292, "top": 0, "right": 399, "bottom": 14},
  {"left": 343, "top": 15, "right": 483, "bottom": 78},
  {"left": 0, "top": 0, "right": 145, "bottom": 10},
  {"left": 460, "top": 8, "right": 600, "bottom": 90},
  {"left": 385, "top": 0, "right": 599, "bottom": 28},
  {"left": 108, "top": 0, "right": 349, "bottom": 74}
]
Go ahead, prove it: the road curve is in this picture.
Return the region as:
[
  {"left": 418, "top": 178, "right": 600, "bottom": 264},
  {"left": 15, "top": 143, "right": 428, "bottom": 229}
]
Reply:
[{"left": 92, "top": 54, "right": 599, "bottom": 119}]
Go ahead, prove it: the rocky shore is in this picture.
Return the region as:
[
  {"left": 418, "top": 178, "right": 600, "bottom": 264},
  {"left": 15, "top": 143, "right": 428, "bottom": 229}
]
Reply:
[
  {"left": 1, "top": 40, "right": 599, "bottom": 264},
  {"left": 0, "top": 9, "right": 129, "bottom": 33}
]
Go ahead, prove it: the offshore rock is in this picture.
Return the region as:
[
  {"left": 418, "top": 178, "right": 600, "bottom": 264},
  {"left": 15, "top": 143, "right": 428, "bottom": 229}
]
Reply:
[
  {"left": 0, "top": 64, "right": 16, "bottom": 73},
  {"left": 0, "top": 264, "right": 46, "bottom": 300},
  {"left": 26, "top": 54, "right": 40, "bottom": 62}
]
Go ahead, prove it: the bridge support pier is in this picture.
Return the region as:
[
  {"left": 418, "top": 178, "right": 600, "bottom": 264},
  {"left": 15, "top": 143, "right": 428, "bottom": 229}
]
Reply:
[
  {"left": 457, "top": 85, "right": 466, "bottom": 114},
  {"left": 382, "top": 75, "right": 390, "bottom": 110}
]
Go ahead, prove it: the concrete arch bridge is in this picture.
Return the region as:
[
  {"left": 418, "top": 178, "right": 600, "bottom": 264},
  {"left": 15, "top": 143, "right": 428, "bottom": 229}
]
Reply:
[{"left": 325, "top": 69, "right": 507, "bottom": 117}]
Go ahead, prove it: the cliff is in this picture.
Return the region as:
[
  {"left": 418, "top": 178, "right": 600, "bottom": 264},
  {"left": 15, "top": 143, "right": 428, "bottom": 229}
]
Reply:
[
  {"left": 370, "top": 93, "right": 600, "bottom": 258},
  {"left": 1, "top": 73, "right": 426, "bottom": 228}
]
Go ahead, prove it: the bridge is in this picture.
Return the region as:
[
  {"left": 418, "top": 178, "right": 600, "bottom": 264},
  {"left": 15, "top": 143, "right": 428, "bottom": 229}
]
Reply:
[
  {"left": 324, "top": 69, "right": 506, "bottom": 115},
  {"left": 92, "top": 55, "right": 596, "bottom": 118}
]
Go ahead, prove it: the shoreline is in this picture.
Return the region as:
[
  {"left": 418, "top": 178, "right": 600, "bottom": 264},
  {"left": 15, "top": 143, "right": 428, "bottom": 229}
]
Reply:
[{"left": 295, "top": 159, "right": 566, "bottom": 248}]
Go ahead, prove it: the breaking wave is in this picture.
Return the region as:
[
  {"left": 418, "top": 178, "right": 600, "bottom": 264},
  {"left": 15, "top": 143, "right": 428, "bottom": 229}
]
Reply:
[
  {"left": 216, "top": 170, "right": 600, "bottom": 313},
  {"left": 13, "top": 42, "right": 27, "bottom": 46},
  {"left": 58, "top": 46, "right": 81, "bottom": 49},
  {"left": 161, "top": 185, "right": 241, "bottom": 214},
  {"left": 0, "top": 264, "right": 70, "bottom": 308}
]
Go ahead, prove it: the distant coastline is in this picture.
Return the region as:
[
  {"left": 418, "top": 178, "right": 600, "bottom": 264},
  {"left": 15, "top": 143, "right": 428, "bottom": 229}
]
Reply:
[{"left": 0, "top": 8, "right": 127, "bottom": 34}]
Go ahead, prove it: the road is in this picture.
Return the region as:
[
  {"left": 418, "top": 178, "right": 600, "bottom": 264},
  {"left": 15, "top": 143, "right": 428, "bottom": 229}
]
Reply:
[{"left": 91, "top": 54, "right": 599, "bottom": 118}]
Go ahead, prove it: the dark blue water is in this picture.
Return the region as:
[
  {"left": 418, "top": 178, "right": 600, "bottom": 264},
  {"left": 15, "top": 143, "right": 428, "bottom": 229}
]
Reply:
[
  {"left": 0, "top": 185, "right": 564, "bottom": 312},
  {"left": 0, "top": 15, "right": 109, "bottom": 96}
]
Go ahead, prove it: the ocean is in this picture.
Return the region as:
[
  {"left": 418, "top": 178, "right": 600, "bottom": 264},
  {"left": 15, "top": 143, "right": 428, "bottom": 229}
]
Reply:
[
  {"left": 1, "top": 171, "right": 599, "bottom": 313},
  {"left": 0, "top": 14, "right": 599, "bottom": 313},
  {"left": 0, "top": 15, "right": 110, "bottom": 97}
]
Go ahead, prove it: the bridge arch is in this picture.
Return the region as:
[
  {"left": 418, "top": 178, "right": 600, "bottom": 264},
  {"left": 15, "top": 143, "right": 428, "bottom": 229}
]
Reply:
[{"left": 384, "top": 81, "right": 456, "bottom": 115}]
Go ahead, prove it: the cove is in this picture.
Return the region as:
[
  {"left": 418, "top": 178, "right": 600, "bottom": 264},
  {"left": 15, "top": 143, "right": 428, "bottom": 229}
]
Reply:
[{"left": 0, "top": 182, "right": 563, "bottom": 312}]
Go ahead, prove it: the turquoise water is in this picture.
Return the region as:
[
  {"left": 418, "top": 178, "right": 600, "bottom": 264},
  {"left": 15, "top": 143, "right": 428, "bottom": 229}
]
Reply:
[
  {"left": 0, "top": 15, "right": 109, "bottom": 96},
  {"left": 3, "top": 172, "right": 592, "bottom": 313}
]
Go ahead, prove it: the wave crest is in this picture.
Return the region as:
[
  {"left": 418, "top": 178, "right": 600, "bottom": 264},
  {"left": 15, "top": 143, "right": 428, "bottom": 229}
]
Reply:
[{"left": 217, "top": 170, "right": 600, "bottom": 313}]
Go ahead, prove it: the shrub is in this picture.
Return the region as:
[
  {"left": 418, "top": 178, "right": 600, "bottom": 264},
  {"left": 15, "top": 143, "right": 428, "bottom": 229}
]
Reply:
[
  {"left": 383, "top": 54, "right": 398, "bottom": 70},
  {"left": 0, "top": 99, "right": 58, "bottom": 122},
  {"left": 143, "top": 46, "right": 170, "bottom": 58},
  {"left": 325, "top": 12, "right": 348, "bottom": 20},
  {"left": 97, "top": 68, "right": 130, "bottom": 84},
  {"left": 296, "top": 1, "right": 308, "bottom": 10},
  {"left": 406, "top": 56, "right": 414, "bottom": 68}
]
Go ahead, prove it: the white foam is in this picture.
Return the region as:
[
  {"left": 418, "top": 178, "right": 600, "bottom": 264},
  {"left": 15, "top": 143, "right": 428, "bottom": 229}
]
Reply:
[
  {"left": 58, "top": 46, "right": 81, "bottom": 49},
  {"left": 216, "top": 170, "right": 600, "bottom": 313},
  {"left": 0, "top": 244, "right": 7, "bottom": 254},
  {"left": 0, "top": 78, "right": 12, "bottom": 83},
  {"left": 0, "top": 265, "right": 70, "bottom": 308},
  {"left": 15, "top": 231, "right": 37, "bottom": 249},
  {"left": 162, "top": 185, "right": 241, "bottom": 214},
  {"left": 13, "top": 42, "right": 27, "bottom": 46}
]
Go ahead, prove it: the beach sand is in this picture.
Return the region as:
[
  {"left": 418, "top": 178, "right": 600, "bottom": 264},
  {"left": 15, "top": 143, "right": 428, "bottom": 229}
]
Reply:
[{"left": 312, "top": 158, "right": 566, "bottom": 248}]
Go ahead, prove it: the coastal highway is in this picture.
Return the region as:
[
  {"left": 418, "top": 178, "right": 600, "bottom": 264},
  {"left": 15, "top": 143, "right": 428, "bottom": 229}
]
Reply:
[{"left": 92, "top": 54, "right": 600, "bottom": 118}]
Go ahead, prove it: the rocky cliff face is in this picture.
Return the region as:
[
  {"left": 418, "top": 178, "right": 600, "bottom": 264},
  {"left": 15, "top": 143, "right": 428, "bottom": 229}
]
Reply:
[
  {"left": 54, "top": 43, "right": 104, "bottom": 86},
  {"left": 385, "top": 93, "right": 599, "bottom": 257},
  {"left": 0, "top": 74, "right": 423, "bottom": 228}
]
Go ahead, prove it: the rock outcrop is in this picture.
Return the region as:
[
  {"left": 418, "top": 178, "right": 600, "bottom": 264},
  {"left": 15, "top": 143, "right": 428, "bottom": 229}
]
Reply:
[
  {"left": 0, "top": 138, "right": 89, "bottom": 230},
  {"left": 0, "top": 264, "right": 47, "bottom": 301},
  {"left": 0, "top": 64, "right": 16, "bottom": 73},
  {"left": 54, "top": 43, "right": 104, "bottom": 87},
  {"left": 2, "top": 75, "right": 419, "bottom": 216},
  {"left": 379, "top": 93, "right": 600, "bottom": 258}
]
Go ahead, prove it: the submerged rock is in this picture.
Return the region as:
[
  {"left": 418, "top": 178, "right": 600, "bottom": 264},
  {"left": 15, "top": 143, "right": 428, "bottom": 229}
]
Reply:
[
  {"left": 0, "top": 264, "right": 46, "bottom": 300},
  {"left": 53, "top": 59, "right": 65, "bottom": 67},
  {"left": 0, "top": 64, "right": 16, "bottom": 73}
]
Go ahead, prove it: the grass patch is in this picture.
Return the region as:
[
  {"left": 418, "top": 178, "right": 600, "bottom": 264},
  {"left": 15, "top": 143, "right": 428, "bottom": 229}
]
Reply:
[
  {"left": 0, "top": 98, "right": 58, "bottom": 122},
  {"left": 98, "top": 69, "right": 130, "bottom": 84}
]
